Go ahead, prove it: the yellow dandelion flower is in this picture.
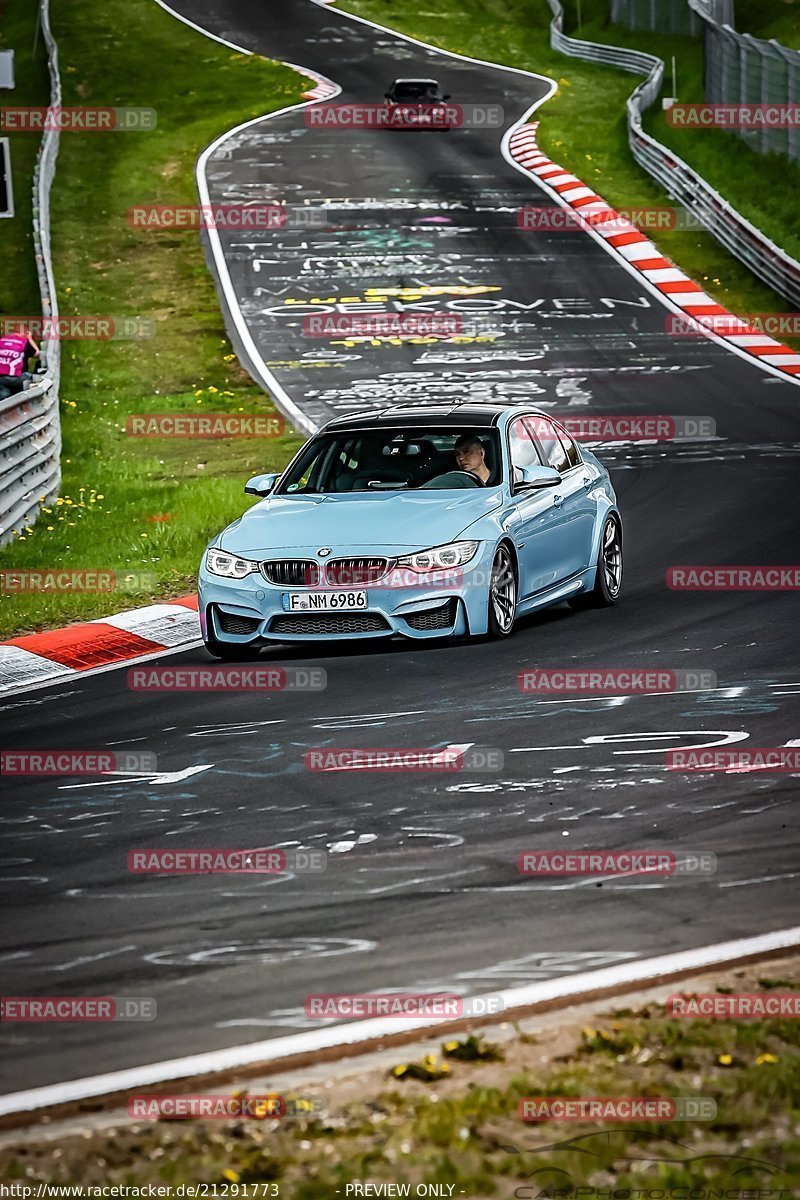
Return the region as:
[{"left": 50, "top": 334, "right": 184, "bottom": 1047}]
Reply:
[
  {"left": 756, "top": 1053, "right": 777, "bottom": 1065},
  {"left": 208, "top": 386, "right": 219, "bottom": 393},
  {"left": 718, "top": 1053, "right": 733, "bottom": 1066},
  {"left": 222, "top": 1171, "right": 240, "bottom": 1183}
]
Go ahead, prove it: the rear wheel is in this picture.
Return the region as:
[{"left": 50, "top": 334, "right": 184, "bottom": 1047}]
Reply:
[
  {"left": 569, "top": 515, "right": 623, "bottom": 609},
  {"left": 487, "top": 544, "right": 517, "bottom": 638}
]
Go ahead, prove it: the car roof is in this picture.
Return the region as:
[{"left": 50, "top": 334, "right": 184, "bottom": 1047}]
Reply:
[
  {"left": 390, "top": 78, "right": 440, "bottom": 85},
  {"left": 322, "top": 402, "right": 549, "bottom": 432}
]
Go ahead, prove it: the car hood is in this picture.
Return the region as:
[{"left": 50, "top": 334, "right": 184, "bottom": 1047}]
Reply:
[{"left": 218, "top": 489, "right": 504, "bottom": 555}]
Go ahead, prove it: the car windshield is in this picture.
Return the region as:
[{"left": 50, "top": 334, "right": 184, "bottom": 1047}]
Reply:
[
  {"left": 393, "top": 82, "right": 441, "bottom": 101},
  {"left": 277, "top": 428, "right": 502, "bottom": 494}
]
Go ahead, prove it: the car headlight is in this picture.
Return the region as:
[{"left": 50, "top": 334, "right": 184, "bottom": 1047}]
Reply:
[
  {"left": 396, "top": 540, "right": 479, "bottom": 572},
  {"left": 205, "top": 548, "right": 259, "bottom": 579}
]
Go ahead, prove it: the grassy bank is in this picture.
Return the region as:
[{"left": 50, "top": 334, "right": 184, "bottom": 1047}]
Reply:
[
  {"left": 735, "top": 0, "right": 800, "bottom": 49},
  {"left": 337, "top": 0, "right": 800, "bottom": 332},
  {"left": 0, "top": 0, "right": 307, "bottom": 639},
  {"left": 0, "top": 0, "right": 51, "bottom": 316},
  {"left": 2, "top": 959, "right": 797, "bottom": 1191}
]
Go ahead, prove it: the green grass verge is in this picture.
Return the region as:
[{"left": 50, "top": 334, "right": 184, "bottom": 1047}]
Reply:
[
  {"left": 336, "top": 0, "right": 800, "bottom": 339},
  {"left": 734, "top": 0, "right": 800, "bottom": 49},
  {"left": 2, "top": 968, "right": 797, "bottom": 1189},
  {"left": 0, "top": 0, "right": 307, "bottom": 639},
  {"left": 0, "top": 0, "right": 51, "bottom": 316}
]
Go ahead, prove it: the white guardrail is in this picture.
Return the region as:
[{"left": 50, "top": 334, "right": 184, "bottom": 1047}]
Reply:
[
  {"left": 545, "top": 0, "right": 800, "bottom": 309},
  {"left": 0, "top": 0, "right": 61, "bottom": 546}
]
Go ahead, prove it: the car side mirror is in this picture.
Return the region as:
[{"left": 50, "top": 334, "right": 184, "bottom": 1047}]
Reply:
[
  {"left": 514, "top": 464, "right": 561, "bottom": 491},
  {"left": 384, "top": 93, "right": 392, "bottom": 100},
  {"left": 244, "top": 472, "right": 279, "bottom": 497}
]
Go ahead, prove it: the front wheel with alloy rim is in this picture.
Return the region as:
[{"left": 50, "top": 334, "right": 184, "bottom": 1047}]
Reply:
[
  {"left": 569, "top": 515, "right": 623, "bottom": 609},
  {"left": 487, "top": 544, "right": 517, "bottom": 638},
  {"left": 203, "top": 628, "right": 260, "bottom": 660}
]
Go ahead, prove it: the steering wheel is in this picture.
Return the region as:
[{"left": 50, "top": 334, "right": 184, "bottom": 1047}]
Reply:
[{"left": 420, "top": 470, "right": 484, "bottom": 490}]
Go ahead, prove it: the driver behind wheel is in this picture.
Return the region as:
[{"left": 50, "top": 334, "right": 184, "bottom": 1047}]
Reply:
[{"left": 454, "top": 433, "right": 490, "bottom": 484}]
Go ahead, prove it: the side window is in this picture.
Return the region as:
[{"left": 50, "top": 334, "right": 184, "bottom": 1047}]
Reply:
[
  {"left": 526, "top": 416, "right": 569, "bottom": 474},
  {"left": 508, "top": 417, "right": 543, "bottom": 478},
  {"left": 554, "top": 423, "right": 581, "bottom": 469}
]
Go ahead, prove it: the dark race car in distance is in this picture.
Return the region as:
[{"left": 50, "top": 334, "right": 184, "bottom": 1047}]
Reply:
[{"left": 383, "top": 78, "right": 455, "bottom": 130}]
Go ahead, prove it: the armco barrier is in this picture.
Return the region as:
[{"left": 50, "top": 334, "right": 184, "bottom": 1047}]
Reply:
[
  {"left": 689, "top": 0, "right": 800, "bottom": 163},
  {"left": 0, "top": 0, "right": 61, "bottom": 545},
  {"left": 544, "top": 0, "right": 800, "bottom": 309}
]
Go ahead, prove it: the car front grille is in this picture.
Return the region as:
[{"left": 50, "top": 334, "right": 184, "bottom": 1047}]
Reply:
[
  {"left": 324, "top": 557, "right": 391, "bottom": 586},
  {"left": 403, "top": 600, "right": 458, "bottom": 631},
  {"left": 216, "top": 610, "right": 262, "bottom": 636},
  {"left": 261, "top": 560, "right": 320, "bottom": 587},
  {"left": 270, "top": 612, "right": 391, "bottom": 636}
]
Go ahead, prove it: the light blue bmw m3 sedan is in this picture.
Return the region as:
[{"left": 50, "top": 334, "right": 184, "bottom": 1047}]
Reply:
[{"left": 198, "top": 402, "right": 623, "bottom": 657}]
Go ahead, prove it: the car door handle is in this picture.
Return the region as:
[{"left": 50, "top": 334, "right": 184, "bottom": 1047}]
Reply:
[
  {"left": 582, "top": 475, "right": 592, "bottom": 488},
  {"left": 553, "top": 493, "right": 563, "bottom": 507}
]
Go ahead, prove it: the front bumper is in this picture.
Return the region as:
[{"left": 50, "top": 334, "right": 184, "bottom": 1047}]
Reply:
[{"left": 198, "top": 544, "right": 495, "bottom": 644}]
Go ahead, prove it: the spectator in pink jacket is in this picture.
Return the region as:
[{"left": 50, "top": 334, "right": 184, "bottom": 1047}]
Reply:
[{"left": 0, "top": 329, "right": 41, "bottom": 400}]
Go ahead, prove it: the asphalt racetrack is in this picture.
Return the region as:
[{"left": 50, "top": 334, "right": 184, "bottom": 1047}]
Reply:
[{"left": 1, "top": 0, "right": 798, "bottom": 1096}]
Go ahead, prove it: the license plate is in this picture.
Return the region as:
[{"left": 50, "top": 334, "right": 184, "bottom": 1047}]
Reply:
[{"left": 285, "top": 591, "right": 368, "bottom": 612}]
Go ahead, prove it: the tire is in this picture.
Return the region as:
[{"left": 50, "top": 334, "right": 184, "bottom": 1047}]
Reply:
[
  {"left": 487, "top": 544, "right": 517, "bottom": 638},
  {"left": 569, "top": 515, "right": 623, "bottom": 610},
  {"left": 203, "top": 627, "right": 260, "bottom": 661}
]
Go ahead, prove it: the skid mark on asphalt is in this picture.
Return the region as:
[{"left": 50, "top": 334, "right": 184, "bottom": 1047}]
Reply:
[
  {"left": 214, "top": 949, "right": 640, "bottom": 1031},
  {"left": 144, "top": 937, "right": 375, "bottom": 968}
]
